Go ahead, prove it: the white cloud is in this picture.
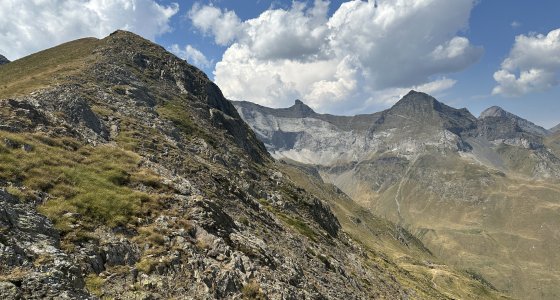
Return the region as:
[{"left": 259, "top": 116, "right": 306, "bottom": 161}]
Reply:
[
  {"left": 188, "top": 3, "right": 241, "bottom": 46},
  {"left": 170, "top": 44, "right": 210, "bottom": 68},
  {"left": 0, "top": 0, "right": 179, "bottom": 60},
  {"left": 364, "top": 78, "right": 457, "bottom": 109},
  {"left": 511, "top": 21, "right": 521, "bottom": 28},
  {"left": 189, "top": 0, "right": 482, "bottom": 113},
  {"left": 493, "top": 28, "right": 560, "bottom": 96}
]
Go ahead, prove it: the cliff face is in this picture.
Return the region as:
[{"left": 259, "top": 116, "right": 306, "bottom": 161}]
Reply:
[
  {"left": 0, "top": 31, "right": 506, "bottom": 299},
  {"left": 233, "top": 93, "right": 560, "bottom": 300}
]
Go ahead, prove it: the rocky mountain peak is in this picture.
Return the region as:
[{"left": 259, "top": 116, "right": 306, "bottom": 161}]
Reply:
[
  {"left": 0, "top": 54, "right": 9, "bottom": 65},
  {"left": 478, "top": 105, "right": 549, "bottom": 137},
  {"left": 385, "top": 90, "right": 477, "bottom": 133},
  {"left": 551, "top": 123, "right": 560, "bottom": 133},
  {"left": 479, "top": 106, "right": 508, "bottom": 119},
  {"left": 394, "top": 90, "right": 438, "bottom": 108},
  {"left": 289, "top": 99, "right": 315, "bottom": 117}
]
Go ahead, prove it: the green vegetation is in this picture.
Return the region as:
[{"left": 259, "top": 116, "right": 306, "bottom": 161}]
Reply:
[
  {"left": 85, "top": 274, "right": 105, "bottom": 297},
  {"left": 0, "top": 131, "right": 161, "bottom": 232},
  {"left": 257, "top": 197, "right": 319, "bottom": 241},
  {"left": 241, "top": 280, "right": 265, "bottom": 300},
  {"left": 156, "top": 98, "right": 216, "bottom": 145},
  {"left": 276, "top": 212, "right": 318, "bottom": 242},
  {"left": 157, "top": 99, "right": 198, "bottom": 134},
  {"left": 0, "top": 38, "right": 100, "bottom": 99}
]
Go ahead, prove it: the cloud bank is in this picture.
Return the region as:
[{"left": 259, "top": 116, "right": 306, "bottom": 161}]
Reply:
[
  {"left": 170, "top": 44, "right": 211, "bottom": 68},
  {"left": 0, "top": 0, "right": 179, "bottom": 60},
  {"left": 189, "top": 0, "right": 482, "bottom": 113},
  {"left": 493, "top": 28, "right": 560, "bottom": 97}
]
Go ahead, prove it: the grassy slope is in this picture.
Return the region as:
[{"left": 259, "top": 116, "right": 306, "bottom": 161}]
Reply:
[
  {"left": 0, "top": 131, "right": 168, "bottom": 249},
  {"left": 0, "top": 38, "right": 101, "bottom": 99},
  {"left": 279, "top": 161, "right": 508, "bottom": 300},
  {"left": 327, "top": 151, "right": 560, "bottom": 299}
]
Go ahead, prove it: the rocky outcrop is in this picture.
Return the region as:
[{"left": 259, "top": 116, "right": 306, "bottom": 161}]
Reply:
[
  {"left": 0, "top": 189, "right": 90, "bottom": 299},
  {"left": 0, "top": 55, "right": 9, "bottom": 66}
]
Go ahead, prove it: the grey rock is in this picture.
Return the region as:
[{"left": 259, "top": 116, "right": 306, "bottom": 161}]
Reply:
[
  {"left": 0, "top": 189, "right": 91, "bottom": 299},
  {"left": 0, "top": 54, "right": 9, "bottom": 66},
  {"left": 0, "top": 281, "right": 20, "bottom": 299}
]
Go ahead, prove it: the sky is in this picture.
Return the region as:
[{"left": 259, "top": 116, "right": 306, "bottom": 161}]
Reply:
[{"left": 1, "top": 0, "right": 559, "bottom": 128}]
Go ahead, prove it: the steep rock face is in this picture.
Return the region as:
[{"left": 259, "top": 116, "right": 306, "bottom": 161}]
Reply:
[
  {"left": 234, "top": 93, "right": 560, "bottom": 299},
  {"left": 476, "top": 106, "right": 549, "bottom": 149},
  {"left": 0, "top": 31, "right": 505, "bottom": 299},
  {"left": 0, "top": 55, "right": 9, "bottom": 66},
  {"left": 550, "top": 123, "right": 560, "bottom": 133}
]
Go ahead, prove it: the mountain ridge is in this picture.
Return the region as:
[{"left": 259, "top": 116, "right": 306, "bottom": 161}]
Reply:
[{"left": 233, "top": 92, "right": 560, "bottom": 299}]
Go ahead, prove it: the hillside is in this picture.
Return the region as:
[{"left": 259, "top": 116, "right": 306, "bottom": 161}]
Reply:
[
  {"left": 233, "top": 93, "right": 560, "bottom": 299},
  {"left": 0, "top": 31, "right": 509, "bottom": 299}
]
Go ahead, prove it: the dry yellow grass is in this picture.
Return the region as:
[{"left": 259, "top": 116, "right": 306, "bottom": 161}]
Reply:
[{"left": 0, "top": 38, "right": 100, "bottom": 99}]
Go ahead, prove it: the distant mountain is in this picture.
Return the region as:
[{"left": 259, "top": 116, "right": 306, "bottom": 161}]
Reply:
[
  {"left": 550, "top": 123, "right": 560, "bottom": 133},
  {"left": 479, "top": 105, "right": 549, "bottom": 137},
  {"left": 233, "top": 92, "right": 560, "bottom": 300},
  {"left": 0, "top": 54, "right": 9, "bottom": 65}
]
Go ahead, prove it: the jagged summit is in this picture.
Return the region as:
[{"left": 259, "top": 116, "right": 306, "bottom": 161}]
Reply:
[
  {"left": 233, "top": 98, "right": 317, "bottom": 119},
  {"left": 0, "top": 54, "right": 10, "bottom": 65},
  {"left": 288, "top": 99, "right": 315, "bottom": 117},
  {"left": 551, "top": 123, "right": 560, "bottom": 133}
]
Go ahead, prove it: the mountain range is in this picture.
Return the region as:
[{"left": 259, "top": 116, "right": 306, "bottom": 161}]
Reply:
[
  {"left": 233, "top": 92, "right": 560, "bottom": 299},
  {"left": 0, "top": 31, "right": 513, "bottom": 299}
]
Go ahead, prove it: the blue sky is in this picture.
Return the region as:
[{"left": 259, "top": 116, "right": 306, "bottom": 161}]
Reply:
[
  {"left": 1, "top": 0, "right": 559, "bottom": 127},
  {"left": 160, "top": 0, "right": 560, "bottom": 128}
]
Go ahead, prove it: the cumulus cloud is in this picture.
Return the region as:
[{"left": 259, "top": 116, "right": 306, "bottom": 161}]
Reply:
[
  {"left": 493, "top": 28, "right": 560, "bottom": 96},
  {"left": 188, "top": 4, "right": 241, "bottom": 46},
  {"left": 170, "top": 44, "right": 210, "bottom": 68},
  {"left": 190, "top": 0, "right": 482, "bottom": 113},
  {"left": 0, "top": 0, "right": 179, "bottom": 60}
]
